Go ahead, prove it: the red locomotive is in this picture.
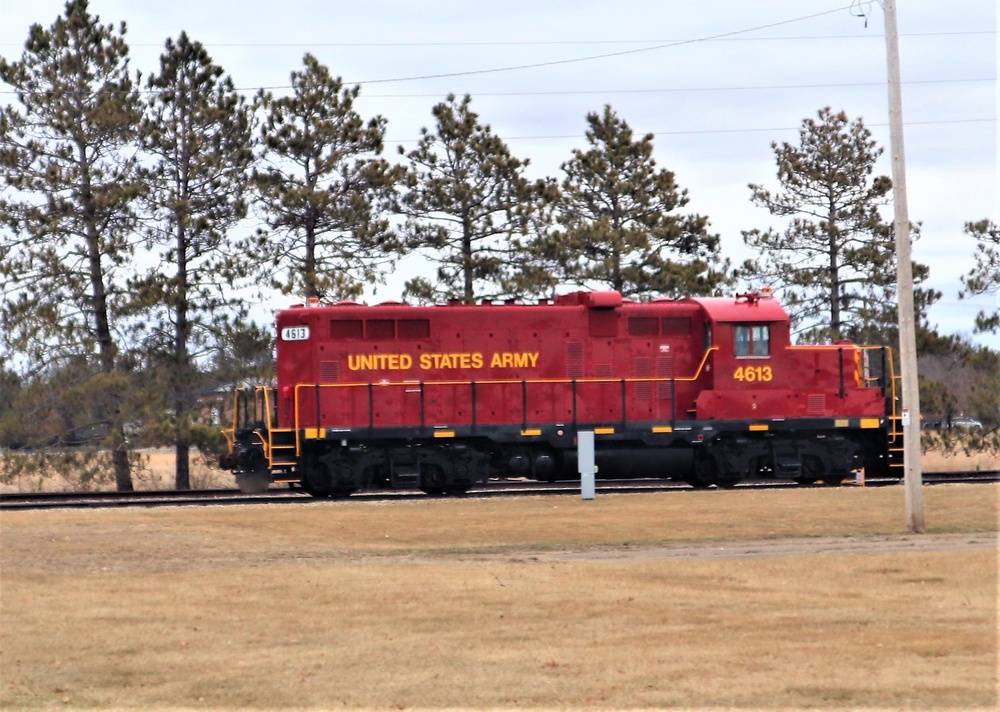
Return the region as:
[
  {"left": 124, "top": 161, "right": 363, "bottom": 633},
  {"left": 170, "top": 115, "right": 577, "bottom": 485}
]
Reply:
[{"left": 221, "top": 290, "right": 903, "bottom": 495}]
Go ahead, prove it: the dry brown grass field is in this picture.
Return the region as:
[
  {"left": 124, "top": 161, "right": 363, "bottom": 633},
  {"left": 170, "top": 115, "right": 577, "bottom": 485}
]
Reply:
[
  {"left": 922, "top": 448, "right": 998, "bottom": 473},
  {"left": 0, "top": 450, "right": 231, "bottom": 493},
  {"left": 1, "top": 484, "right": 997, "bottom": 711}
]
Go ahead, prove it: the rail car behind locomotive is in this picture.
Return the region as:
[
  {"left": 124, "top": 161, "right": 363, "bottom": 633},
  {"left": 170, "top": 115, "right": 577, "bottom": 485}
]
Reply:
[{"left": 221, "top": 290, "right": 903, "bottom": 495}]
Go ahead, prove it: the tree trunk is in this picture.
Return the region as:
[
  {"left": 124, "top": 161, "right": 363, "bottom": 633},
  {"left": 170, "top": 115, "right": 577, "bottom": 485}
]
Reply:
[
  {"left": 828, "top": 207, "right": 841, "bottom": 339},
  {"left": 462, "top": 214, "right": 474, "bottom": 304},
  {"left": 112, "top": 445, "right": 133, "bottom": 493},
  {"left": 175, "top": 441, "right": 191, "bottom": 491},
  {"left": 174, "top": 218, "right": 191, "bottom": 490},
  {"left": 81, "top": 141, "right": 132, "bottom": 491}
]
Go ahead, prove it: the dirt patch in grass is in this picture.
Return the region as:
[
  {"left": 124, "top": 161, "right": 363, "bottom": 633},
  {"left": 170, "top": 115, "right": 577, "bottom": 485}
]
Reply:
[{"left": 1, "top": 485, "right": 997, "bottom": 711}]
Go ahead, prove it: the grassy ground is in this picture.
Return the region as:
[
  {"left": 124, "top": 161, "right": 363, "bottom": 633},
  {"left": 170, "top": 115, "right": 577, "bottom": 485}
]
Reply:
[
  {"left": 922, "top": 448, "right": 999, "bottom": 473},
  {"left": 1, "top": 484, "right": 997, "bottom": 711}
]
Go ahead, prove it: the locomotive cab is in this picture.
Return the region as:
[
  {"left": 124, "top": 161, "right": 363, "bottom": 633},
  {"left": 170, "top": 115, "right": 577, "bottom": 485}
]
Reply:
[
  {"left": 691, "top": 291, "right": 788, "bottom": 421},
  {"left": 686, "top": 291, "right": 898, "bottom": 486}
]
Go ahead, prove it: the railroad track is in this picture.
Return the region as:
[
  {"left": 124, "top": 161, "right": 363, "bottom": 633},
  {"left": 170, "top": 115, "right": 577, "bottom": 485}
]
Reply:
[{"left": 1, "top": 471, "right": 996, "bottom": 511}]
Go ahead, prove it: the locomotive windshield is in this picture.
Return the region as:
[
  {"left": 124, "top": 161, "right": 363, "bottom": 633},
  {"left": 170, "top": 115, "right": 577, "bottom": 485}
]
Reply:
[{"left": 734, "top": 324, "right": 770, "bottom": 357}]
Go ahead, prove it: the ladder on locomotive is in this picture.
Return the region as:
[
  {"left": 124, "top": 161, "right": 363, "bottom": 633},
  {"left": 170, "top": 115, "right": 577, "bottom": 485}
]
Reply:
[
  {"left": 886, "top": 421, "right": 905, "bottom": 473},
  {"left": 250, "top": 386, "right": 298, "bottom": 471},
  {"left": 884, "top": 372, "right": 905, "bottom": 474},
  {"left": 862, "top": 347, "right": 904, "bottom": 474}
]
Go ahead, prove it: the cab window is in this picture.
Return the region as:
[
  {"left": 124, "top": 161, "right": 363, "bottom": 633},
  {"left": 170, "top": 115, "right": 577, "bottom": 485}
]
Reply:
[{"left": 735, "top": 324, "right": 769, "bottom": 357}]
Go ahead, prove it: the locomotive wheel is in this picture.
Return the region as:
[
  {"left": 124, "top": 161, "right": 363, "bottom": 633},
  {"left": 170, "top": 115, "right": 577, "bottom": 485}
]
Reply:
[
  {"left": 795, "top": 455, "right": 824, "bottom": 486},
  {"left": 300, "top": 454, "right": 360, "bottom": 498},
  {"left": 686, "top": 449, "right": 742, "bottom": 489},
  {"left": 796, "top": 454, "right": 844, "bottom": 486},
  {"left": 685, "top": 451, "right": 712, "bottom": 488},
  {"left": 418, "top": 463, "right": 456, "bottom": 496}
]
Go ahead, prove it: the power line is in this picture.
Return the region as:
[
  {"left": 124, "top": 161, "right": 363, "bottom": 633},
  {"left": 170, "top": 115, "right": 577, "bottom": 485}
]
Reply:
[
  {"left": 357, "top": 77, "right": 994, "bottom": 100},
  {"left": 344, "top": 4, "right": 864, "bottom": 85},
  {"left": 2, "top": 4, "right": 992, "bottom": 101}
]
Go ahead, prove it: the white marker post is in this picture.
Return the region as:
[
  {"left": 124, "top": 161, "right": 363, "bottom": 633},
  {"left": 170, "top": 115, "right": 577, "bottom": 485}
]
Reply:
[{"left": 579, "top": 431, "right": 596, "bottom": 500}]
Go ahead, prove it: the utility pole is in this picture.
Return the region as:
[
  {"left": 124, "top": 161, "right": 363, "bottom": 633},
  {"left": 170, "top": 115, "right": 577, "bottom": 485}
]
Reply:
[{"left": 883, "top": 0, "right": 925, "bottom": 533}]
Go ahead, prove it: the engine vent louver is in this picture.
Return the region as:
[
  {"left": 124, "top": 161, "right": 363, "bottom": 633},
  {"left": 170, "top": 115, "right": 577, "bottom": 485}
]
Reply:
[
  {"left": 567, "top": 343, "right": 584, "bottom": 379},
  {"left": 635, "top": 357, "right": 652, "bottom": 401},
  {"left": 628, "top": 317, "right": 658, "bottom": 336},
  {"left": 320, "top": 361, "right": 340, "bottom": 383},
  {"left": 661, "top": 316, "right": 692, "bottom": 336},
  {"left": 657, "top": 355, "right": 674, "bottom": 400}
]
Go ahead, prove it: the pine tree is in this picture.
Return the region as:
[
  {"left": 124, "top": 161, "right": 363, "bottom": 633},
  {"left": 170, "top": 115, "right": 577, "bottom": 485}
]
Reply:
[
  {"left": 0, "top": 0, "right": 145, "bottom": 491},
  {"left": 136, "top": 32, "right": 255, "bottom": 489},
  {"left": 0, "top": 366, "right": 23, "bottom": 448},
  {"left": 399, "top": 93, "right": 550, "bottom": 304},
  {"left": 211, "top": 322, "right": 274, "bottom": 387},
  {"left": 959, "top": 219, "right": 1000, "bottom": 333},
  {"left": 249, "top": 54, "right": 404, "bottom": 301},
  {"left": 742, "top": 107, "right": 938, "bottom": 343},
  {"left": 534, "top": 105, "right": 727, "bottom": 300}
]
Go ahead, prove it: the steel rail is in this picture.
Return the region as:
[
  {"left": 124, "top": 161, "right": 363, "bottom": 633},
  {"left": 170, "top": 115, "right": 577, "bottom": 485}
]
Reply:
[{"left": 2, "top": 471, "right": 996, "bottom": 511}]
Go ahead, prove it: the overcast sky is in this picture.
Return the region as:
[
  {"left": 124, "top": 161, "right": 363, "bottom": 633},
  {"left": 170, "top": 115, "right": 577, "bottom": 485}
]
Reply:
[{"left": 2, "top": 0, "right": 996, "bottom": 347}]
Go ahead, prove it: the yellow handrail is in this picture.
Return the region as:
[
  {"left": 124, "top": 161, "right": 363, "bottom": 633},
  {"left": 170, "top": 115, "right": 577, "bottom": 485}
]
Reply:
[
  {"left": 858, "top": 345, "right": 901, "bottom": 442},
  {"left": 230, "top": 342, "right": 900, "bottom": 468},
  {"left": 288, "top": 347, "right": 723, "bottom": 454}
]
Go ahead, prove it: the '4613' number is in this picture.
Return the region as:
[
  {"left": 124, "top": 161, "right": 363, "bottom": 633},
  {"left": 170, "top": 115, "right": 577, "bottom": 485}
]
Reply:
[{"left": 734, "top": 365, "right": 773, "bottom": 382}]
